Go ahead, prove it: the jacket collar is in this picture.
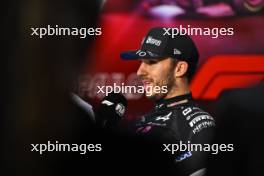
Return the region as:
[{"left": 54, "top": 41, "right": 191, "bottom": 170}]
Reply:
[{"left": 155, "top": 93, "right": 193, "bottom": 110}]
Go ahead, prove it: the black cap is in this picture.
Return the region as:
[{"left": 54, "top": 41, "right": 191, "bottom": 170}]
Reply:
[{"left": 120, "top": 27, "right": 199, "bottom": 64}]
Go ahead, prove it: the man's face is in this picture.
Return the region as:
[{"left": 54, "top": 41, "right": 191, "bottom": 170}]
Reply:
[{"left": 136, "top": 57, "right": 176, "bottom": 101}]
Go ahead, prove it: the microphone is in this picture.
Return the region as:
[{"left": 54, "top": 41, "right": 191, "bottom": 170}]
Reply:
[{"left": 96, "top": 93, "right": 127, "bottom": 128}]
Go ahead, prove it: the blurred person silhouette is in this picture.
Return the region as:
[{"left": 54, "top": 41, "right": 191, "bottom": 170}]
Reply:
[
  {"left": 207, "top": 79, "right": 264, "bottom": 176},
  {"left": 2, "top": 0, "right": 101, "bottom": 175}
]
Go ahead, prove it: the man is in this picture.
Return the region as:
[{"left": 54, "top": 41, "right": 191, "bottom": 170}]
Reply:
[{"left": 120, "top": 27, "right": 215, "bottom": 175}]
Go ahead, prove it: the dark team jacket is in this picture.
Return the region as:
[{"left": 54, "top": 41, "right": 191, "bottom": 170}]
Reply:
[{"left": 131, "top": 93, "right": 216, "bottom": 175}]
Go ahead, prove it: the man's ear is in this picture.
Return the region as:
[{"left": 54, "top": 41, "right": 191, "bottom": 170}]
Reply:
[{"left": 174, "top": 61, "right": 188, "bottom": 77}]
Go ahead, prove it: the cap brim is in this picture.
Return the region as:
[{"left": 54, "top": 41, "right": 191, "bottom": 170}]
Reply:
[{"left": 120, "top": 50, "right": 161, "bottom": 60}]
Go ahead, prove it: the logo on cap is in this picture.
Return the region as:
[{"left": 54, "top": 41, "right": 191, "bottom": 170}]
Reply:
[
  {"left": 174, "top": 48, "right": 182, "bottom": 55},
  {"left": 146, "top": 36, "right": 162, "bottom": 46}
]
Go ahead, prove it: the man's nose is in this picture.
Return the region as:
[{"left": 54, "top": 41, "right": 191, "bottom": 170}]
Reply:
[{"left": 137, "top": 62, "right": 147, "bottom": 77}]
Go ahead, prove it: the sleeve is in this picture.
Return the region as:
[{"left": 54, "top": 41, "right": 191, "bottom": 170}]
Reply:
[{"left": 172, "top": 106, "right": 216, "bottom": 175}]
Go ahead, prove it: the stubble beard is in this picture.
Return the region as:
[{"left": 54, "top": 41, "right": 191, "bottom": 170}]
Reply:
[{"left": 146, "top": 68, "right": 176, "bottom": 101}]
